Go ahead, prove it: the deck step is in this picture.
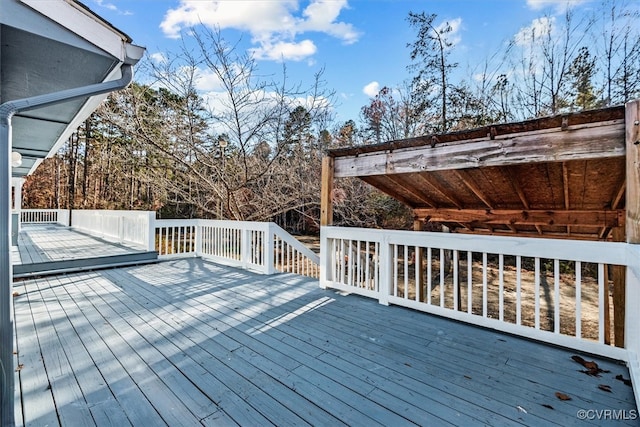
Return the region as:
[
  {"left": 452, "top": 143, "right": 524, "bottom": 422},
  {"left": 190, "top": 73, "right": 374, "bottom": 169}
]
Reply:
[{"left": 13, "top": 251, "right": 159, "bottom": 278}]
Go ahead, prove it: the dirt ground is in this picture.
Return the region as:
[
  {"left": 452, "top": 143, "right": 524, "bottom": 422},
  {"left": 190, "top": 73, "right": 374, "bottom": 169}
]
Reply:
[{"left": 394, "top": 255, "right": 614, "bottom": 344}]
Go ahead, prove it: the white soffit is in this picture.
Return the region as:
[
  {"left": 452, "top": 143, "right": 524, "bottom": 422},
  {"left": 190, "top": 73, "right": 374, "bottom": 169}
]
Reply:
[{"left": 18, "top": 0, "right": 129, "bottom": 61}]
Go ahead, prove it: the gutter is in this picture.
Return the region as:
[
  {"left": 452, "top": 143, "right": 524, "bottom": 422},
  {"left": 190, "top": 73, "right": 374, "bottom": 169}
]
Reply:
[{"left": 0, "top": 64, "right": 133, "bottom": 427}]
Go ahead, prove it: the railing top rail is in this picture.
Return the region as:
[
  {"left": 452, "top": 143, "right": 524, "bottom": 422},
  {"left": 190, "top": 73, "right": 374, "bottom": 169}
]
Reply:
[
  {"left": 321, "top": 226, "right": 628, "bottom": 266},
  {"left": 270, "top": 222, "right": 320, "bottom": 264},
  {"left": 154, "top": 219, "right": 199, "bottom": 226},
  {"left": 74, "top": 209, "right": 155, "bottom": 216},
  {"left": 196, "top": 219, "right": 270, "bottom": 231}
]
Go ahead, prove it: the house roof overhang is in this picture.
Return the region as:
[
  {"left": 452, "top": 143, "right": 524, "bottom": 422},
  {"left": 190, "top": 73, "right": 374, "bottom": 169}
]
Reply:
[
  {"left": 328, "top": 106, "right": 627, "bottom": 241},
  {"left": 1, "top": 0, "right": 145, "bottom": 177}
]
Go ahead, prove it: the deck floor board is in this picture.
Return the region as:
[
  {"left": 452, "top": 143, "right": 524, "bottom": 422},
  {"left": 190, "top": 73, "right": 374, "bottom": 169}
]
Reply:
[
  {"left": 14, "top": 224, "right": 147, "bottom": 266},
  {"left": 13, "top": 258, "right": 637, "bottom": 426}
]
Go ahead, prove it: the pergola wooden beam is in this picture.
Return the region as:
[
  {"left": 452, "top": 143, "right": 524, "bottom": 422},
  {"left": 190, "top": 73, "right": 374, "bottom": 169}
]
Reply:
[
  {"left": 506, "top": 168, "right": 544, "bottom": 235},
  {"left": 333, "top": 120, "right": 625, "bottom": 178},
  {"left": 413, "top": 208, "right": 625, "bottom": 228},
  {"left": 320, "top": 156, "right": 334, "bottom": 226},
  {"left": 385, "top": 175, "right": 436, "bottom": 207},
  {"left": 599, "top": 179, "right": 626, "bottom": 240},
  {"left": 414, "top": 173, "right": 463, "bottom": 209},
  {"left": 453, "top": 170, "right": 494, "bottom": 209}
]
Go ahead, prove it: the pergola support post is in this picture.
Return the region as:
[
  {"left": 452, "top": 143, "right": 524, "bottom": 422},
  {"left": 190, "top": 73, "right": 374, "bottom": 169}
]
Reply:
[
  {"left": 611, "top": 227, "right": 626, "bottom": 347},
  {"left": 624, "top": 99, "right": 640, "bottom": 411},
  {"left": 320, "top": 157, "right": 334, "bottom": 227},
  {"left": 319, "top": 157, "right": 334, "bottom": 290}
]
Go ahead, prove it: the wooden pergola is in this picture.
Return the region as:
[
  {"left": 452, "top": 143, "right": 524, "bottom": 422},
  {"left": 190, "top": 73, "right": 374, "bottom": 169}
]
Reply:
[{"left": 321, "top": 101, "right": 640, "bottom": 347}]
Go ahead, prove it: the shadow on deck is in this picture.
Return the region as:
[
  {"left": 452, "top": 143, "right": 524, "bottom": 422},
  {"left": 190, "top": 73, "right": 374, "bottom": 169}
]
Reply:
[
  {"left": 12, "top": 224, "right": 157, "bottom": 278},
  {"left": 12, "top": 258, "right": 637, "bottom": 426}
]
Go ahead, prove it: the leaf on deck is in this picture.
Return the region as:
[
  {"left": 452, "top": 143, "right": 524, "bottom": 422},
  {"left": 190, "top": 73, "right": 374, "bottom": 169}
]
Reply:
[
  {"left": 541, "top": 404, "right": 554, "bottom": 410},
  {"left": 555, "top": 392, "right": 572, "bottom": 401},
  {"left": 571, "top": 355, "right": 610, "bottom": 377},
  {"left": 598, "top": 384, "right": 613, "bottom": 393},
  {"left": 615, "top": 374, "right": 633, "bottom": 387}
]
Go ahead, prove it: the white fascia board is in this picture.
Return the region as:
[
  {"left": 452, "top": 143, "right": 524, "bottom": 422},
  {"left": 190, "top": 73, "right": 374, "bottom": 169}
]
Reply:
[{"left": 18, "top": 0, "right": 128, "bottom": 61}]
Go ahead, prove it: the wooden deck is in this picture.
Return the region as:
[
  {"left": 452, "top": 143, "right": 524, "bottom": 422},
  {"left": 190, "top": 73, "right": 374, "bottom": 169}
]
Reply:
[
  {"left": 12, "top": 224, "right": 156, "bottom": 277},
  {"left": 12, "top": 258, "right": 637, "bottom": 426}
]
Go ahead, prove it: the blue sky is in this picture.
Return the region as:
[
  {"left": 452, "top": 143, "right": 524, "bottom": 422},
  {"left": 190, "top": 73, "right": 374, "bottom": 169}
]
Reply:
[{"left": 90, "top": 0, "right": 596, "bottom": 124}]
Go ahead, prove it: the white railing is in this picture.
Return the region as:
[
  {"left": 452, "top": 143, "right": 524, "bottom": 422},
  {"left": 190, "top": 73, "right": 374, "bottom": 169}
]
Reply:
[
  {"left": 71, "top": 210, "right": 155, "bottom": 250},
  {"left": 321, "top": 226, "right": 634, "bottom": 362},
  {"left": 20, "top": 209, "right": 69, "bottom": 225},
  {"left": 154, "top": 219, "right": 320, "bottom": 277}
]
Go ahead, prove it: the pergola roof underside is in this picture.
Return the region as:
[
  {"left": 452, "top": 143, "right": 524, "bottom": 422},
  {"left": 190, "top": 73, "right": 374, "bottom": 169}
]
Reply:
[{"left": 330, "top": 106, "right": 627, "bottom": 240}]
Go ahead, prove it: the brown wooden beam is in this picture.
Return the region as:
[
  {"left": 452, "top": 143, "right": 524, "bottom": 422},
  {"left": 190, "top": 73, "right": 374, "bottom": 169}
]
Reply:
[
  {"left": 612, "top": 227, "right": 626, "bottom": 348},
  {"left": 386, "top": 175, "right": 437, "bottom": 207},
  {"left": 361, "top": 176, "right": 418, "bottom": 208},
  {"left": 453, "top": 228, "right": 605, "bottom": 241},
  {"left": 333, "top": 120, "right": 625, "bottom": 178},
  {"left": 626, "top": 100, "right": 640, "bottom": 242},
  {"left": 414, "top": 173, "right": 463, "bottom": 208},
  {"left": 453, "top": 170, "right": 494, "bottom": 209},
  {"left": 503, "top": 168, "right": 546, "bottom": 234},
  {"left": 598, "top": 179, "right": 626, "bottom": 240},
  {"left": 413, "top": 208, "right": 625, "bottom": 228},
  {"left": 562, "top": 162, "right": 571, "bottom": 235},
  {"left": 320, "top": 156, "right": 334, "bottom": 226}
]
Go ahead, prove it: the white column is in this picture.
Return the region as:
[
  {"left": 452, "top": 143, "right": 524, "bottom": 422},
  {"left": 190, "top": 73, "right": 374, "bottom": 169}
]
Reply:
[
  {"left": 1, "top": 114, "right": 15, "bottom": 427},
  {"left": 11, "top": 178, "right": 24, "bottom": 234},
  {"left": 10, "top": 178, "right": 23, "bottom": 211}
]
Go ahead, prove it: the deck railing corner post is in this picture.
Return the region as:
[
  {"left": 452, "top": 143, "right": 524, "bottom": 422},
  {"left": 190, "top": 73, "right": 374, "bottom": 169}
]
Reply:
[
  {"left": 264, "top": 223, "right": 276, "bottom": 274},
  {"left": 319, "top": 226, "right": 329, "bottom": 289},
  {"left": 378, "top": 234, "right": 391, "bottom": 306},
  {"left": 319, "top": 225, "right": 336, "bottom": 289},
  {"left": 147, "top": 212, "right": 156, "bottom": 252}
]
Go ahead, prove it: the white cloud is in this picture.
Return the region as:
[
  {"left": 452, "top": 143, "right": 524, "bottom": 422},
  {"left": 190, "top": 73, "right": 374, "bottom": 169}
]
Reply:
[
  {"left": 160, "top": 0, "right": 360, "bottom": 62},
  {"left": 194, "top": 67, "right": 224, "bottom": 92},
  {"left": 435, "top": 17, "right": 463, "bottom": 48},
  {"left": 95, "top": 0, "right": 117, "bottom": 11},
  {"left": 363, "top": 81, "right": 380, "bottom": 98},
  {"left": 299, "top": 1, "right": 360, "bottom": 44},
  {"left": 94, "top": 0, "right": 132, "bottom": 15},
  {"left": 526, "top": 0, "right": 589, "bottom": 11},
  {"left": 250, "top": 39, "right": 317, "bottom": 62},
  {"left": 514, "top": 16, "right": 555, "bottom": 46},
  {"left": 149, "top": 52, "right": 168, "bottom": 65}
]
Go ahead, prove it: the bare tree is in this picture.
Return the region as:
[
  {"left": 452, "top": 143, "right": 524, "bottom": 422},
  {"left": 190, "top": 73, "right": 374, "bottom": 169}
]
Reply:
[
  {"left": 407, "top": 12, "right": 459, "bottom": 132},
  {"left": 597, "top": 0, "right": 640, "bottom": 105},
  {"left": 508, "top": 9, "right": 592, "bottom": 118},
  {"left": 360, "top": 81, "right": 430, "bottom": 143}
]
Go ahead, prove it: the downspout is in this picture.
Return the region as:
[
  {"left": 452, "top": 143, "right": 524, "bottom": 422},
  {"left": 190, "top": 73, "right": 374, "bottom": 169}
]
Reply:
[{"left": 0, "top": 64, "right": 133, "bottom": 427}]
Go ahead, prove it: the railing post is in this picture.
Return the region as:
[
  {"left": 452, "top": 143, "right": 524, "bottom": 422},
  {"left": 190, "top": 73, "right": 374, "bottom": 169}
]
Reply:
[
  {"left": 319, "top": 227, "right": 329, "bottom": 289},
  {"left": 58, "top": 209, "right": 70, "bottom": 226},
  {"left": 264, "top": 223, "right": 276, "bottom": 275},
  {"left": 146, "top": 212, "right": 156, "bottom": 252},
  {"left": 241, "top": 224, "right": 251, "bottom": 270},
  {"left": 194, "top": 220, "right": 202, "bottom": 257},
  {"left": 378, "top": 234, "right": 391, "bottom": 306}
]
